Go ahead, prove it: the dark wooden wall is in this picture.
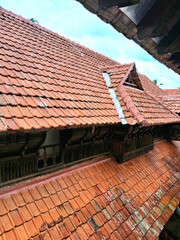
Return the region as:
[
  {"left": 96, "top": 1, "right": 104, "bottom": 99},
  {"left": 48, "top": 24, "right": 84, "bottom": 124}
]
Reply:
[{"left": 1, "top": 123, "right": 178, "bottom": 185}]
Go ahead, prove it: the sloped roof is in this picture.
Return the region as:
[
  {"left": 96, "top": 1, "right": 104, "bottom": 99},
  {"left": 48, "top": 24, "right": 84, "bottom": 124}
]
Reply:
[
  {"left": 0, "top": 140, "right": 179, "bottom": 240},
  {"left": 101, "top": 64, "right": 132, "bottom": 89},
  {"left": 0, "top": 7, "right": 121, "bottom": 133},
  {"left": 138, "top": 74, "right": 167, "bottom": 98},
  {"left": 103, "top": 64, "right": 180, "bottom": 126},
  {"left": 138, "top": 78, "right": 180, "bottom": 114},
  {"left": 164, "top": 89, "right": 180, "bottom": 95},
  {"left": 102, "top": 63, "right": 143, "bottom": 90},
  {"left": 0, "top": 7, "right": 179, "bottom": 133},
  {"left": 162, "top": 90, "right": 180, "bottom": 114},
  {"left": 163, "top": 97, "right": 180, "bottom": 114},
  {"left": 125, "top": 87, "right": 179, "bottom": 125}
]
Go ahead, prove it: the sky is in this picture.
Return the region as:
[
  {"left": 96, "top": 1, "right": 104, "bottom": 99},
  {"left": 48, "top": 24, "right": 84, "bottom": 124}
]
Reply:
[{"left": 0, "top": 0, "right": 179, "bottom": 89}]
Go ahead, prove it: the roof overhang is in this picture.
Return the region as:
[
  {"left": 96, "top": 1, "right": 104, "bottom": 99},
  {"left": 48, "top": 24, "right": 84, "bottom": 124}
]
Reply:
[{"left": 77, "top": 0, "right": 180, "bottom": 75}]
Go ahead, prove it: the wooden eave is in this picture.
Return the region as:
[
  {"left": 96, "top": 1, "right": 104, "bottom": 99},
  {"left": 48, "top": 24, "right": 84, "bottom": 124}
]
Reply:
[{"left": 77, "top": 0, "right": 180, "bottom": 75}]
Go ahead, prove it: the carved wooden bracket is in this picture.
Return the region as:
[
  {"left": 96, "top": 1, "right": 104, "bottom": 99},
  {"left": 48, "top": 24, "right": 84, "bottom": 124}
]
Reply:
[
  {"left": 60, "top": 126, "right": 113, "bottom": 163},
  {"left": 0, "top": 132, "right": 45, "bottom": 184},
  {"left": 112, "top": 125, "right": 154, "bottom": 162}
]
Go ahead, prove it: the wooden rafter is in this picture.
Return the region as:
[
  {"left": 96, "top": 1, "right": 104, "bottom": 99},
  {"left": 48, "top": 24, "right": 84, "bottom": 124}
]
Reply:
[
  {"left": 137, "top": 0, "right": 180, "bottom": 39},
  {"left": 156, "top": 20, "right": 180, "bottom": 54},
  {"left": 77, "top": 0, "right": 180, "bottom": 74},
  {"left": 167, "top": 53, "right": 180, "bottom": 65},
  {"left": 98, "top": 0, "right": 139, "bottom": 10}
]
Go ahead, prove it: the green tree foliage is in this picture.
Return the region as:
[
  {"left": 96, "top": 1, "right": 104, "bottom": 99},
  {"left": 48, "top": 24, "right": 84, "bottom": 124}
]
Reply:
[
  {"left": 153, "top": 79, "right": 163, "bottom": 87},
  {"left": 29, "top": 18, "right": 39, "bottom": 23}
]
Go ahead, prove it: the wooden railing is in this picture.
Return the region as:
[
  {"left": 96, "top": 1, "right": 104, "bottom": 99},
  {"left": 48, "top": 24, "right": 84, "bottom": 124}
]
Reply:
[{"left": 0, "top": 153, "right": 37, "bottom": 183}]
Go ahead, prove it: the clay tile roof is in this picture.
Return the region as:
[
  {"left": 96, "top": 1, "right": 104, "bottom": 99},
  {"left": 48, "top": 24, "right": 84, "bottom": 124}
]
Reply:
[
  {"left": 138, "top": 75, "right": 180, "bottom": 114},
  {"left": 163, "top": 89, "right": 180, "bottom": 95},
  {"left": 103, "top": 63, "right": 180, "bottom": 126},
  {"left": 138, "top": 74, "right": 167, "bottom": 98},
  {"left": 0, "top": 140, "right": 179, "bottom": 240},
  {"left": 125, "top": 87, "right": 180, "bottom": 125},
  {"left": 0, "top": 7, "right": 179, "bottom": 132},
  {"left": 167, "top": 104, "right": 180, "bottom": 114},
  {"left": 162, "top": 90, "right": 180, "bottom": 114},
  {"left": 0, "top": 7, "right": 122, "bottom": 133},
  {"left": 101, "top": 64, "right": 133, "bottom": 88}
]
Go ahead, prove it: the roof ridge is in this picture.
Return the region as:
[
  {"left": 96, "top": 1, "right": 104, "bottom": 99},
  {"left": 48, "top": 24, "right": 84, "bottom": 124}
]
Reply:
[
  {"left": 100, "top": 63, "right": 132, "bottom": 72},
  {"left": 138, "top": 73, "right": 166, "bottom": 95},
  {"left": 164, "top": 88, "right": 180, "bottom": 90},
  {"left": 119, "top": 63, "right": 135, "bottom": 86},
  {"left": 0, "top": 6, "right": 118, "bottom": 65},
  {"left": 163, "top": 89, "right": 180, "bottom": 96},
  {"left": 117, "top": 84, "right": 144, "bottom": 124}
]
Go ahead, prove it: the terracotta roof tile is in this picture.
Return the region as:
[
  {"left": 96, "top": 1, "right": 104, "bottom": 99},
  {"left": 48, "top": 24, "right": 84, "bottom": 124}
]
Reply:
[
  {"left": 38, "top": 231, "right": 51, "bottom": 240},
  {"left": 49, "top": 208, "right": 61, "bottom": 224},
  {"left": 48, "top": 225, "right": 64, "bottom": 240},
  {"left": 35, "top": 199, "right": 48, "bottom": 213},
  {"left": 33, "top": 215, "right": 47, "bottom": 232},
  {"left": 50, "top": 194, "right": 62, "bottom": 207},
  {"left": 102, "top": 64, "right": 180, "bottom": 125},
  {"left": 57, "top": 204, "right": 68, "bottom": 218},
  {"left": 162, "top": 94, "right": 180, "bottom": 113},
  {"left": 102, "top": 64, "right": 133, "bottom": 88},
  {"left": 1, "top": 140, "right": 178, "bottom": 239},
  {"left": 0, "top": 8, "right": 124, "bottom": 132},
  {"left": 2, "top": 229, "right": 18, "bottom": 240},
  {"left": 24, "top": 219, "right": 38, "bottom": 237},
  {"left": 163, "top": 89, "right": 180, "bottom": 95},
  {"left": 2, "top": 195, "right": 17, "bottom": 211},
  {"left": 0, "top": 199, "right": 8, "bottom": 215},
  {"left": 36, "top": 185, "right": 49, "bottom": 198},
  {"left": 1, "top": 213, "right": 14, "bottom": 232},
  {"left": 18, "top": 206, "right": 32, "bottom": 222},
  {"left": 41, "top": 211, "right": 54, "bottom": 228},
  {"left": 27, "top": 202, "right": 41, "bottom": 217},
  {"left": 29, "top": 188, "right": 42, "bottom": 201},
  {"left": 124, "top": 86, "right": 180, "bottom": 125},
  {"left": 9, "top": 209, "right": 23, "bottom": 227},
  {"left": 138, "top": 75, "right": 180, "bottom": 114},
  {"left": 1, "top": 7, "right": 178, "bottom": 130},
  {"left": 138, "top": 74, "right": 166, "bottom": 97},
  {"left": 0, "top": 220, "right": 4, "bottom": 236},
  {"left": 57, "top": 222, "right": 70, "bottom": 238},
  {"left": 21, "top": 190, "right": 33, "bottom": 204}
]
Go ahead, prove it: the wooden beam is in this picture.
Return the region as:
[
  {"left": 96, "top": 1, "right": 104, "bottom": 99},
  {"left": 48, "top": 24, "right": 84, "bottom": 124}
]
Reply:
[
  {"left": 137, "top": 0, "right": 180, "bottom": 39},
  {"left": 172, "top": 57, "right": 180, "bottom": 65},
  {"left": 98, "top": 0, "right": 139, "bottom": 10},
  {"left": 156, "top": 20, "right": 180, "bottom": 54},
  {"left": 167, "top": 53, "right": 180, "bottom": 65}
]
